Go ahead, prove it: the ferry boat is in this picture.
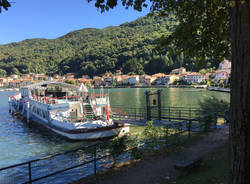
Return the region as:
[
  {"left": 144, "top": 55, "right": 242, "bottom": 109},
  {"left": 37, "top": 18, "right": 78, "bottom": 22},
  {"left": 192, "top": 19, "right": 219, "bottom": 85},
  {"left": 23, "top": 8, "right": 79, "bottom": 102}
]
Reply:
[{"left": 8, "top": 81, "right": 129, "bottom": 140}]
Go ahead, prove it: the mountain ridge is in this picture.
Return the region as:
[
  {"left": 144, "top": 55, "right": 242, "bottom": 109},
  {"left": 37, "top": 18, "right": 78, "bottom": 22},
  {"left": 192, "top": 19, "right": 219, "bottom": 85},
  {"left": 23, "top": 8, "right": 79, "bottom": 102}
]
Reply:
[{"left": 0, "top": 14, "right": 198, "bottom": 77}]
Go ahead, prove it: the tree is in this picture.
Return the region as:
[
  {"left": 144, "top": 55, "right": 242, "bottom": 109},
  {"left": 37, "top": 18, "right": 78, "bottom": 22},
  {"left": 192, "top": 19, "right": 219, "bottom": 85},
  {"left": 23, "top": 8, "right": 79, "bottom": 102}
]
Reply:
[
  {"left": 0, "top": 68, "right": 7, "bottom": 77},
  {"left": 0, "top": 0, "right": 10, "bottom": 13},
  {"left": 86, "top": 0, "right": 250, "bottom": 183},
  {"left": 230, "top": 2, "right": 250, "bottom": 183}
]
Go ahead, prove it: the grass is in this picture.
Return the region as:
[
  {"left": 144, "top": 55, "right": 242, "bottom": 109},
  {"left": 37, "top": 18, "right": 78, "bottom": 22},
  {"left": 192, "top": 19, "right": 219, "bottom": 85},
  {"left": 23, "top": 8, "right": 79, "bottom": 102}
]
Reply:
[
  {"left": 165, "top": 146, "right": 229, "bottom": 184},
  {"left": 129, "top": 125, "right": 146, "bottom": 135}
]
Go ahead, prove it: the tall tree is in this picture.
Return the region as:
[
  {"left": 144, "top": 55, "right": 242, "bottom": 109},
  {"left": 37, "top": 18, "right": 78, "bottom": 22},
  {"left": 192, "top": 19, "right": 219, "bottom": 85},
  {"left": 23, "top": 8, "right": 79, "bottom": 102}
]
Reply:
[
  {"left": 230, "top": 1, "right": 250, "bottom": 183},
  {"left": 87, "top": 0, "right": 250, "bottom": 183}
]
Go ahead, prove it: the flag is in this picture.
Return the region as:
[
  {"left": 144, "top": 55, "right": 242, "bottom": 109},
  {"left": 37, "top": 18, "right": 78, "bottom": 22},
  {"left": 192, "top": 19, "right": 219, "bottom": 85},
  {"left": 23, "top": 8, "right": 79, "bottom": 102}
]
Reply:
[{"left": 106, "top": 96, "right": 109, "bottom": 121}]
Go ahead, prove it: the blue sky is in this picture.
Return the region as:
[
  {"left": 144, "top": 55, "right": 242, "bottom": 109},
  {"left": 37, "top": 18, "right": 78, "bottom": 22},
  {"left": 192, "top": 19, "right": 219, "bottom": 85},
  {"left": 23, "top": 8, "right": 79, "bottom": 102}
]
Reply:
[{"left": 0, "top": 0, "right": 150, "bottom": 45}]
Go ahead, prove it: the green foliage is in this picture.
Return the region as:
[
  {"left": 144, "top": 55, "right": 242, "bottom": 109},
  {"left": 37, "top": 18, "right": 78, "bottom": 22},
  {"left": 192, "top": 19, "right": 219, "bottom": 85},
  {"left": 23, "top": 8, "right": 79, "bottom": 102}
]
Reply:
[
  {"left": 198, "top": 96, "right": 229, "bottom": 132},
  {"left": 109, "top": 135, "right": 130, "bottom": 159},
  {"left": 0, "top": 14, "right": 215, "bottom": 77},
  {"left": 142, "top": 121, "right": 161, "bottom": 150},
  {"left": 64, "top": 79, "right": 76, "bottom": 85},
  {"left": 0, "top": 68, "right": 7, "bottom": 77},
  {"left": 88, "top": 0, "right": 230, "bottom": 66}
]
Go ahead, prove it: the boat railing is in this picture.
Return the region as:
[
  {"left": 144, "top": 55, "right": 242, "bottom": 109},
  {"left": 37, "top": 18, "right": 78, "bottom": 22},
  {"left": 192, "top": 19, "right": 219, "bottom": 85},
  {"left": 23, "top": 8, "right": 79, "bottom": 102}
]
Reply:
[
  {"left": 52, "top": 113, "right": 102, "bottom": 123},
  {"left": 31, "top": 95, "right": 82, "bottom": 104}
]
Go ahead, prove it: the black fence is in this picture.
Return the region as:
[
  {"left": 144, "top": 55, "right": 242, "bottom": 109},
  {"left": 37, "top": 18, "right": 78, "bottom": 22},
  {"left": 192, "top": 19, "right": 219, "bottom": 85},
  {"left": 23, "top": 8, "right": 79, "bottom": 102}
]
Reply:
[
  {"left": 0, "top": 141, "right": 137, "bottom": 184},
  {"left": 0, "top": 106, "right": 227, "bottom": 184},
  {"left": 111, "top": 105, "right": 202, "bottom": 122}
]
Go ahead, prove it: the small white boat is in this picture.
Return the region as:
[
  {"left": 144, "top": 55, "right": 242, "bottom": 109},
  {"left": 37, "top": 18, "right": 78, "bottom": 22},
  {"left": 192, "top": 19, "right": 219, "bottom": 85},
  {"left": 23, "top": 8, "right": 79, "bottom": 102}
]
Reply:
[{"left": 8, "top": 81, "right": 129, "bottom": 140}]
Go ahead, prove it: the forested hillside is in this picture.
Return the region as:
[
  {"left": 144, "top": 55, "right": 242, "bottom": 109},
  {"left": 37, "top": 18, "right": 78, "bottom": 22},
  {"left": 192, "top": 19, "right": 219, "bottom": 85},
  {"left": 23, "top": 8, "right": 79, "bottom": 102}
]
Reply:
[{"left": 0, "top": 14, "right": 216, "bottom": 77}]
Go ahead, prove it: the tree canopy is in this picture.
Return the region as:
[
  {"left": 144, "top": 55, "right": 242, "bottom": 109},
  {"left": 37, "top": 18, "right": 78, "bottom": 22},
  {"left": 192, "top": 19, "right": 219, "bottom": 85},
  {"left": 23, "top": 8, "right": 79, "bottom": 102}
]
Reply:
[{"left": 0, "top": 0, "right": 10, "bottom": 13}]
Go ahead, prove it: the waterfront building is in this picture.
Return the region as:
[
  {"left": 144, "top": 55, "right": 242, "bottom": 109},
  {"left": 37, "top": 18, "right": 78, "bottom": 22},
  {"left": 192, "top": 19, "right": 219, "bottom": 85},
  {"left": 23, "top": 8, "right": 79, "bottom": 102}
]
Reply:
[
  {"left": 214, "top": 59, "right": 231, "bottom": 84},
  {"left": 171, "top": 67, "right": 186, "bottom": 75},
  {"left": 121, "top": 75, "right": 130, "bottom": 85},
  {"left": 33, "top": 73, "right": 48, "bottom": 81},
  {"left": 65, "top": 73, "right": 75, "bottom": 79},
  {"left": 103, "top": 76, "right": 113, "bottom": 86},
  {"left": 215, "top": 70, "right": 230, "bottom": 83},
  {"left": 218, "top": 58, "right": 231, "bottom": 71},
  {"left": 166, "top": 74, "right": 179, "bottom": 84},
  {"left": 93, "top": 76, "right": 104, "bottom": 87},
  {"left": 0, "top": 78, "right": 7, "bottom": 87},
  {"left": 139, "top": 75, "right": 156, "bottom": 85},
  {"left": 20, "top": 78, "right": 34, "bottom": 86},
  {"left": 10, "top": 74, "right": 19, "bottom": 79},
  {"left": 78, "top": 78, "right": 93, "bottom": 85},
  {"left": 8, "top": 80, "right": 21, "bottom": 88},
  {"left": 185, "top": 72, "right": 206, "bottom": 84},
  {"left": 113, "top": 75, "right": 123, "bottom": 86}
]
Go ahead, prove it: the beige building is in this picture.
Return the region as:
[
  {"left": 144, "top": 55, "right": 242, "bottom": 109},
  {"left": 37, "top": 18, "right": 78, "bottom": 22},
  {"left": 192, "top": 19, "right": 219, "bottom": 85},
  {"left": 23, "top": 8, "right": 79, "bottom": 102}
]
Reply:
[{"left": 171, "top": 67, "right": 186, "bottom": 75}]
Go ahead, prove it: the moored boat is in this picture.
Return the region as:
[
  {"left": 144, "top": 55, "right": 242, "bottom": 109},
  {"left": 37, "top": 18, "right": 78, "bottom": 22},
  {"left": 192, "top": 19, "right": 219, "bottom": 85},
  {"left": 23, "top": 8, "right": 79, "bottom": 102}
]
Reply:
[{"left": 8, "top": 81, "right": 129, "bottom": 140}]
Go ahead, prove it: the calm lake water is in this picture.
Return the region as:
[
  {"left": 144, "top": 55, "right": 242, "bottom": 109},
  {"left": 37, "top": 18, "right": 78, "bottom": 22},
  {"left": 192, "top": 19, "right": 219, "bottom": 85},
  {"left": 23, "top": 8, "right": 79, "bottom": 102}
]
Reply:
[{"left": 0, "top": 88, "right": 229, "bottom": 183}]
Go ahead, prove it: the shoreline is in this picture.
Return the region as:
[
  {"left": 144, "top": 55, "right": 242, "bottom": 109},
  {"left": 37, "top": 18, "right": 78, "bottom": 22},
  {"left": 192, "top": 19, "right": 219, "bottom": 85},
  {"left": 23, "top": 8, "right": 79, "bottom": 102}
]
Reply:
[{"left": 94, "top": 85, "right": 230, "bottom": 93}]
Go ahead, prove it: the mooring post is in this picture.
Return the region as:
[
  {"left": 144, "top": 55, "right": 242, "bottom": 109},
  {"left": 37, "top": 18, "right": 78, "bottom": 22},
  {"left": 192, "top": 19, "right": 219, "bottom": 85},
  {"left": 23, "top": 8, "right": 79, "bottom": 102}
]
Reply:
[{"left": 157, "top": 90, "right": 161, "bottom": 121}]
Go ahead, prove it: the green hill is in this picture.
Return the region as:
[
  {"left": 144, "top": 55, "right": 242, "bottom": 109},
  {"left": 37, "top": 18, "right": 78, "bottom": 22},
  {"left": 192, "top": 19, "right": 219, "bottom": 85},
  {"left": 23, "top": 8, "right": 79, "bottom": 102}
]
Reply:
[{"left": 0, "top": 14, "right": 198, "bottom": 77}]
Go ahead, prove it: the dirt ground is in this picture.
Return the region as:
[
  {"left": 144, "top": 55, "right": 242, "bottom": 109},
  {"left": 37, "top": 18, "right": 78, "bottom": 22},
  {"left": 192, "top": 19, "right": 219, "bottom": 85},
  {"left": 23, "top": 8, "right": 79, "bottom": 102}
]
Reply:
[{"left": 73, "top": 126, "right": 229, "bottom": 184}]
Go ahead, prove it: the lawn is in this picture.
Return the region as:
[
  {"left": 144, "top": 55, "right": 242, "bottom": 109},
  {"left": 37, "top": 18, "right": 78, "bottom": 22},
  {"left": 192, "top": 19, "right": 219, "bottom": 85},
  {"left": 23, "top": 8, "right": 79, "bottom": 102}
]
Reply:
[{"left": 165, "top": 147, "right": 229, "bottom": 184}]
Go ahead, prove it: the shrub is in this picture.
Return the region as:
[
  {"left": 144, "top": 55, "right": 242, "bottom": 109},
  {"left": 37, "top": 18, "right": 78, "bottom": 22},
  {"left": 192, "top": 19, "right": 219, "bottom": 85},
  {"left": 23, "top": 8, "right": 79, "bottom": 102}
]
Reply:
[{"left": 198, "top": 96, "right": 229, "bottom": 131}]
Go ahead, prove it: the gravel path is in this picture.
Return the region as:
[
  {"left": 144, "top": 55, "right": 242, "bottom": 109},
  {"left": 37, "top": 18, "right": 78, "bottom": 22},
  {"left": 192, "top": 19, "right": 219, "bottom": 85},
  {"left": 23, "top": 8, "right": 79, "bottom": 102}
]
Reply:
[{"left": 73, "top": 126, "right": 229, "bottom": 184}]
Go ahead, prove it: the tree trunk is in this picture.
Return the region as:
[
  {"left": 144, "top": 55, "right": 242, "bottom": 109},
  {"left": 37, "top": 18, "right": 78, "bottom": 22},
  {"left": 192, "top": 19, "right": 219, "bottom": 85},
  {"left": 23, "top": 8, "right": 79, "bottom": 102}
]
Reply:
[{"left": 230, "top": 2, "right": 250, "bottom": 184}]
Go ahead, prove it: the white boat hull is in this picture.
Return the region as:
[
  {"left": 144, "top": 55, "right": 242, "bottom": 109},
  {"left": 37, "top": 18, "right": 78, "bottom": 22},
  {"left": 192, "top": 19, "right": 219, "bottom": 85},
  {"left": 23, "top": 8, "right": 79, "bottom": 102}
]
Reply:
[{"left": 50, "top": 124, "right": 130, "bottom": 140}]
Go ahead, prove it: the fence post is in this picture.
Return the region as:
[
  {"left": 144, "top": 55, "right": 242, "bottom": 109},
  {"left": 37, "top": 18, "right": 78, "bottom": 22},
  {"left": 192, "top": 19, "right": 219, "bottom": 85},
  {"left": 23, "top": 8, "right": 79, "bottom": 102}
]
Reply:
[
  {"left": 93, "top": 145, "right": 97, "bottom": 175},
  {"left": 145, "top": 91, "right": 151, "bottom": 121},
  {"left": 169, "top": 107, "right": 171, "bottom": 121},
  {"left": 157, "top": 90, "right": 161, "bottom": 121},
  {"left": 134, "top": 108, "right": 137, "bottom": 120},
  {"left": 179, "top": 110, "right": 181, "bottom": 120},
  {"left": 188, "top": 120, "right": 191, "bottom": 137},
  {"left": 188, "top": 107, "right": 191, "bottom": 137},
  {"left": 28, "top": 162, "right": 32, "bottom": 184}
]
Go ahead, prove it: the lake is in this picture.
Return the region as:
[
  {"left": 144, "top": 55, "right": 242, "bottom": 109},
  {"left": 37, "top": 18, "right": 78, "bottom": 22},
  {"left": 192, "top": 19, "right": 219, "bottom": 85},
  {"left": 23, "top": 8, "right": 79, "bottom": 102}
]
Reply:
[{"left": 0, "top": 88, "right": 229, "bottom": 183}]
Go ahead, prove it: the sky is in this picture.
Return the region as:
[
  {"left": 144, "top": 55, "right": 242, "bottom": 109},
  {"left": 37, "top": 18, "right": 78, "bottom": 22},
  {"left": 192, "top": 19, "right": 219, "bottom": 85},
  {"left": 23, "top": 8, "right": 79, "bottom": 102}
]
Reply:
[{"left": 0, "top": 0, "right": 150, "bottom": 45}]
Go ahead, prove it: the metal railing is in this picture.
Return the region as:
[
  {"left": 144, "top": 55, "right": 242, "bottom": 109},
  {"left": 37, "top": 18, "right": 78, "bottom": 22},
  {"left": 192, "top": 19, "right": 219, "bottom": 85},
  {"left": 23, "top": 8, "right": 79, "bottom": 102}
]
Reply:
[
  {"left": 110, "top": 105, "right": 202, "bottom": 122},
  {"left": 0, "top": 141, "right": 136, "bottom": 184}
]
